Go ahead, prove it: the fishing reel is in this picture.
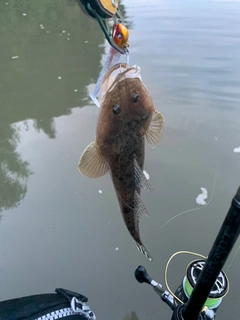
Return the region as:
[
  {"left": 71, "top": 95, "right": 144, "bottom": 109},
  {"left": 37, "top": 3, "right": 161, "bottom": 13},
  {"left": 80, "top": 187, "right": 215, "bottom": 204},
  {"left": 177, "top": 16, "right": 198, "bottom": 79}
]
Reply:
[
  {"left": 135, "top": 186, "right": 240, "bottom": 320},
  {"left": 76, "top": 0, "right": 129, "bottom": 54},
  {"left": 174, "top": 260, "right": 228, "bottom": 313},
  {"left": 135, "top": 259, "right": 228, "bottom": 320}
]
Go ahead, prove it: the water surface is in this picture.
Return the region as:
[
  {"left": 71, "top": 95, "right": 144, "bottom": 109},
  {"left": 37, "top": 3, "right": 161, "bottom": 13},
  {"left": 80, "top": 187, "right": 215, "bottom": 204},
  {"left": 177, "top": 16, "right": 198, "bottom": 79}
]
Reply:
[{"left": 0, "top": 0, "right": 240, "bottom": 319}]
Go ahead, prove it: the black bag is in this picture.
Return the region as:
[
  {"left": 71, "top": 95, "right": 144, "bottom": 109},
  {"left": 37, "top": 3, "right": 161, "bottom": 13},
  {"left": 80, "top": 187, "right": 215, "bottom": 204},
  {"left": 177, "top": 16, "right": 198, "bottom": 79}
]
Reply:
[{"left": 0, "top": 288, "right": 96, "bottom": 320}]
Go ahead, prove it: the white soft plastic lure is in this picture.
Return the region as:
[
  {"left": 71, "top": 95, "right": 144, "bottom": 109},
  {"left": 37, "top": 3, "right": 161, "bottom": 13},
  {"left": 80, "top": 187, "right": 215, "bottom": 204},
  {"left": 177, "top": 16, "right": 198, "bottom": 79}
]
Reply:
[
  {"left": 89, "top": 47, "right": 121, "bottom": 108},
  {"left": 89, "top": 47, "right": 130, "bottom": 108}
]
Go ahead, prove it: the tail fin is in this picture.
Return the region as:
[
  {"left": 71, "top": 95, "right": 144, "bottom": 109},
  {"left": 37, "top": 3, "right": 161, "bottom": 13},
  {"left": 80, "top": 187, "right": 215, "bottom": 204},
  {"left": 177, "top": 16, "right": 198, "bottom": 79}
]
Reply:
[{"left": 136, "top": 243, "right": 153, "bottom": 262}]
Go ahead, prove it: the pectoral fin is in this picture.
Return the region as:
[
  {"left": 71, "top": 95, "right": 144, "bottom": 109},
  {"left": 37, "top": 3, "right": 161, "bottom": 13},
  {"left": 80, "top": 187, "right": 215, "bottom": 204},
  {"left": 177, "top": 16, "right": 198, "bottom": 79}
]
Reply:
[
  {"left": 146, "top": 110, "right": 164, "bottom": 149},
  {"left": 78, "top": 141, "right": 109, "bottom": 178}
]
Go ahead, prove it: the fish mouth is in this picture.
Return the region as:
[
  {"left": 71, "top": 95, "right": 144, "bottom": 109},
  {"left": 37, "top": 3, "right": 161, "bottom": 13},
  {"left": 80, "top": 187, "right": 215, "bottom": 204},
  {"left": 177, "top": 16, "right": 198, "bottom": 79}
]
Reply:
[{"left": 99, "top": 63, "right": 142, "bottom": 100}]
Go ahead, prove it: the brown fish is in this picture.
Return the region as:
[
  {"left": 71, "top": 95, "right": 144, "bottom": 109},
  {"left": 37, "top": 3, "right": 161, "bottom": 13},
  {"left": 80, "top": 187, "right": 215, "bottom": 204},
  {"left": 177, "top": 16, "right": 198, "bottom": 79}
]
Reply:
[{"left": 78, "top": 63, "right": 164, "bottom": 261}]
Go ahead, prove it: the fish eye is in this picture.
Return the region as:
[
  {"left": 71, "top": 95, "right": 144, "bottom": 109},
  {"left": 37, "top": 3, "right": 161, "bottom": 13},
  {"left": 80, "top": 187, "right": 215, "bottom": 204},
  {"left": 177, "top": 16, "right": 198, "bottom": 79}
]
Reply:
[
  {"left": 112, "top": 104, "right": 121, "bottom": 115},
  {"left": 132, "top": 92, "right": 139, "bottom": 102}
]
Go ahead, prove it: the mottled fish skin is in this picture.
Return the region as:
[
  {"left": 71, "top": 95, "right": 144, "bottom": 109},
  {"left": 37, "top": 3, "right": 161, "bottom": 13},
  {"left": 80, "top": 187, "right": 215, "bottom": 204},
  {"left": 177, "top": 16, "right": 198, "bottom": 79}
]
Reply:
[
  {"left": 78, "top": 64, "right": 164, "bottom": 261},
  {"left": 96, "top": 77, "right": 154, "bottom": 261}
]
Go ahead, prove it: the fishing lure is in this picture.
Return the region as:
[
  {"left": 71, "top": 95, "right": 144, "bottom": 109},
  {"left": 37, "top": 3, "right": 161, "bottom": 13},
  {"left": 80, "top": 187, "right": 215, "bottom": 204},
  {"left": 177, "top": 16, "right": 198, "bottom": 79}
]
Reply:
[{"left": 90, "top": 23, "right": 130, "bottom": 108}]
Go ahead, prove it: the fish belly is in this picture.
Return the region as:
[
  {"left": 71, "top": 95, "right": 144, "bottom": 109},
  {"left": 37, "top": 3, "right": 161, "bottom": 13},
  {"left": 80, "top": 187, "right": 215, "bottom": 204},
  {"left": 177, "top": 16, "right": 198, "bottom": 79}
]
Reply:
[{"left": 109, "top": 147, "right": 144, "bottom": 245}]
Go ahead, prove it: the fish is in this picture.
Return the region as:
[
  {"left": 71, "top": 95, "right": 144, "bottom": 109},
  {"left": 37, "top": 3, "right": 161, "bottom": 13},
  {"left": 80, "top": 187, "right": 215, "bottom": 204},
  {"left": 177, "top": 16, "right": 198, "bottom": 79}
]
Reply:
[{"left": 78, "top": 63, "right": 164, "bottom": 261}]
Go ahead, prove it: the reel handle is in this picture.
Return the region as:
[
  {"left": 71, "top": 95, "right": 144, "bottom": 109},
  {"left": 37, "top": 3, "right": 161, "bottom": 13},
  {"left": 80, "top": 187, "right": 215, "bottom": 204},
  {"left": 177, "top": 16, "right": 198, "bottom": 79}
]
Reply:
[{"left": 135, "top": 266, "right": 152, "bottom": 285}]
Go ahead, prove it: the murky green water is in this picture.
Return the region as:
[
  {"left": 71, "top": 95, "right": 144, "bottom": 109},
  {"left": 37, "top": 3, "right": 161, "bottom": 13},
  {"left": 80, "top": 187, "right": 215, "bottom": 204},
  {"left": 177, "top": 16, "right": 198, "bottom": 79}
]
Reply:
[{"left": 0, "top": 0, "right": 240, "bottom": 319}]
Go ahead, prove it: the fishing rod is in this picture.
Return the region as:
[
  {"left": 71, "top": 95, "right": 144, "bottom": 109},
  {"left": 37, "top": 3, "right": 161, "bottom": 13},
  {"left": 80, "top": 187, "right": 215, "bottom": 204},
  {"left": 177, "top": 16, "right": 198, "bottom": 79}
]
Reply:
[{"left": 135, "top": 185, "right": 240, "bottom": 320}]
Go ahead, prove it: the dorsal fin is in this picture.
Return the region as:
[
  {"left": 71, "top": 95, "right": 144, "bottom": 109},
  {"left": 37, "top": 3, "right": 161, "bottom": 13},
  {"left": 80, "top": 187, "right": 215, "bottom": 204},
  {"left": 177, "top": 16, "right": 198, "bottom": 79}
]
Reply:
[
  {"left": 134, "top": 158, "right": 152, "bottom": 191},
  {"left": 133, "top": 190, "right": 149, "bottom": 219}
]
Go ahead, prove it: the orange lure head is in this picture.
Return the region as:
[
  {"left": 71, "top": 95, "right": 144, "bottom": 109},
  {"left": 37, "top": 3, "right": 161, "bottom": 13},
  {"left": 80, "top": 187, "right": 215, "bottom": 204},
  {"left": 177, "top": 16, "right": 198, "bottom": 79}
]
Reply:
[{"left": 112, "top": 23, "right": 129, "bottom": 48}]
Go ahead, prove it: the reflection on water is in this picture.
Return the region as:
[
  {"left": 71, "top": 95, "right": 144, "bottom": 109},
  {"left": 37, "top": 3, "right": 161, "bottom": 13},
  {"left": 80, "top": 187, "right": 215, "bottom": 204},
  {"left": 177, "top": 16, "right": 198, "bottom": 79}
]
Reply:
[
  {"left": 119, "top": 3, "right": 134, "bottom": 30},
  {"left": 0, "top": 0, "right": 107, "bottom": 216},
  {"left": 0, "top": 0, "right": 132, "bottom": 216},
  {"left": 0, "top": 123, "right": 32, "bottom": 217},
  {"left": 1, "top": 0, "right": 104, "bottom": 136},
  {"left": 123, "top": 311, "right": 139, "bottom": 320}
]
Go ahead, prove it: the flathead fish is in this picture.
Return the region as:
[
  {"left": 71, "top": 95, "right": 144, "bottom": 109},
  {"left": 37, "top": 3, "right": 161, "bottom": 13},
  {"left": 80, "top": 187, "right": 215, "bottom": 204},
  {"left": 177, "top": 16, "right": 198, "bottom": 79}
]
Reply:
[{"left": 78, "top": 63, "right": 164, "bottom": 261}]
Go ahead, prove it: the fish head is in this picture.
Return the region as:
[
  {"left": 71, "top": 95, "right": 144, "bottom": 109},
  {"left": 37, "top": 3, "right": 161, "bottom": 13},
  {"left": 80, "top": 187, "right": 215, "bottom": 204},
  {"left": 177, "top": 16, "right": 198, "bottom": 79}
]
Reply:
[{"left": 96, "top": 63, "right": 155, "bottom": 155}]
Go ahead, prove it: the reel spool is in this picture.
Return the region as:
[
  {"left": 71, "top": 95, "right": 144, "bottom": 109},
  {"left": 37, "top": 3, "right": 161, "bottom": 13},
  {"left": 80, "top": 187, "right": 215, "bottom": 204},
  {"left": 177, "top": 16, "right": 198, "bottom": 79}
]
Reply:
[{"left": 174, "top": 259, "right": 228, "bottom": 315}]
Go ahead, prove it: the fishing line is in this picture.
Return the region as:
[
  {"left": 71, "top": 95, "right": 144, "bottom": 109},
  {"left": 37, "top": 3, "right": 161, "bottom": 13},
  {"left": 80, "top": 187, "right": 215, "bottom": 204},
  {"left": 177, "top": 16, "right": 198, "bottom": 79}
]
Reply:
[
  {"left": 164, "top": 251, "right": 207, "bottom": 304},
  {"left": 225, "top": 241, "right": 240, "bottom": 274},
  {"left": 158, "top": 160, "right": 219, "bottom": 231},
  {"left": 165, "top": 251, "right": 229, "bottom": 304},
  {"left": 162, "top": 157, "right": 239, "bottom": 301}
]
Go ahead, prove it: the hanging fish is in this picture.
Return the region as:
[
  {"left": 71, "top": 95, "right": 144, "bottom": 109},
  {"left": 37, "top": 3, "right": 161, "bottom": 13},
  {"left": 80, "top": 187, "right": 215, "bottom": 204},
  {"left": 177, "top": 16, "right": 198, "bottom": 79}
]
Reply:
[{"left": 78, "top": 63, "right": 164, "bottom": 261}]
